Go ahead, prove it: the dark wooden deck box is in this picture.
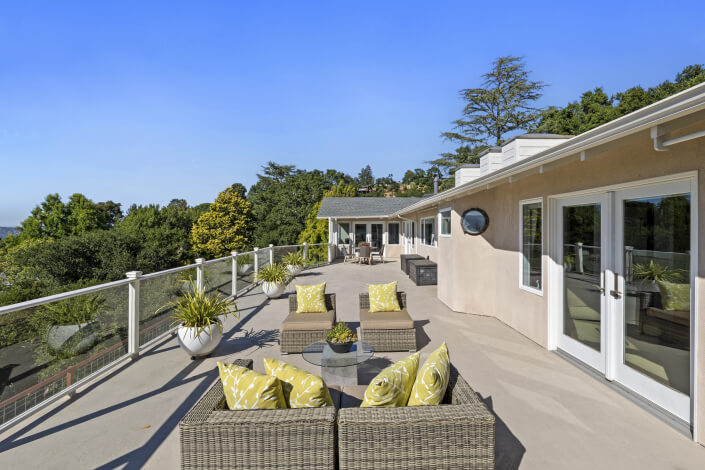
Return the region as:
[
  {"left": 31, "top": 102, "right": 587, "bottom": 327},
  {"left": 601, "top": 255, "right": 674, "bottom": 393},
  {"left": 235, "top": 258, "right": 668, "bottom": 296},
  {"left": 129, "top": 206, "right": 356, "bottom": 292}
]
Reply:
[
  {"left": 408, "top": 259, "right": 437, "bottom": 286},
  {"left": 401, "top": 254, "right": 424, "bottom": 274}
]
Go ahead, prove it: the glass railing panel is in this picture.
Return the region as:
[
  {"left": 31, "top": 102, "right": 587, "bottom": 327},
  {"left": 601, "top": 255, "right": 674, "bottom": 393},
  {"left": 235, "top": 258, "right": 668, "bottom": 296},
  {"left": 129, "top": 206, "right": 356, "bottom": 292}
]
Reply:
[
  {"left": 235, "top": 252, "right": 255, "bottom": 293},
  {"left": 306, "top": 243, "right": 329, "bottom": 267},
  {"left": 272, "top": 245, "right": 301, "bottom": 265},
  {"left": 203, "top": 258, "right": 233, "bottom": 297}
]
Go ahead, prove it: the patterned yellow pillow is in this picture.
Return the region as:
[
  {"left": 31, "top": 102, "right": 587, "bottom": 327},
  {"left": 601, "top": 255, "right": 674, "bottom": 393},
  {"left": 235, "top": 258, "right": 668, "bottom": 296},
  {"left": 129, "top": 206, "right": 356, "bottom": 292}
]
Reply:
[
  {"left": 367, "top": 281, "right": 401, "bottom": 312},
  {"left": 296, "top": 282, "right": 327, "bottom": 313},
  {"left": 408, "top": 342, "right": 450, "bottom": 406},
  {"left": 657, "top": 280, "right": 691, "bottom": 311},
  {"left": 217, "top": 361, "right": 286, "bottom": 410},
  {"left": 361, "top": 352, "right": 420, "bottom": 407},
  {"left": 264, "top": 358, "right": 333, "bottom": 408}
]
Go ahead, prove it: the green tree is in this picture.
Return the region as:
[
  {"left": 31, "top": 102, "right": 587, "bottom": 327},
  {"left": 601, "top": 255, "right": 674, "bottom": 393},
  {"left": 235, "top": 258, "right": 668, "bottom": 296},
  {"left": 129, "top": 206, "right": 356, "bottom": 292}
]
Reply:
[
  {"left": 191, "top": 186, "right": 254, "bottom": 258},
  {"left": 356, "top": 165, "right": 374, "bottom": 187}
]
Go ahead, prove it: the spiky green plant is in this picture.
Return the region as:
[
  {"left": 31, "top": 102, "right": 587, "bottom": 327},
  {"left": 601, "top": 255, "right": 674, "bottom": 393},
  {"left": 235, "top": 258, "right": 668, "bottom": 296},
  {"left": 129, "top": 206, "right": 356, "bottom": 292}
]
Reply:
[
  {"left": 255, "top": 263, "right": 290, "bottom": 284},
  {"left": 282, "top": 251, "right": 305, "bottom": 267},
  {"left": 633, "top": 260, "right": 686, "bottom": 283},
  {"left": 163, "top": 280, "right": 238, "bottom": 337},
  {"left": 326, "top": 322, "right": 357, "bottom": 344}
]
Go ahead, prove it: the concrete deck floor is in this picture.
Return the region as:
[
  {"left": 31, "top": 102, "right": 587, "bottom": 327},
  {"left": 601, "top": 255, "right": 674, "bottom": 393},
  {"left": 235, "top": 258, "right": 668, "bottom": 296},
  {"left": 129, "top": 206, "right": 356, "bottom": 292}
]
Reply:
[{"left": 1, "top": 260, "right": 704, "bottom": 469}]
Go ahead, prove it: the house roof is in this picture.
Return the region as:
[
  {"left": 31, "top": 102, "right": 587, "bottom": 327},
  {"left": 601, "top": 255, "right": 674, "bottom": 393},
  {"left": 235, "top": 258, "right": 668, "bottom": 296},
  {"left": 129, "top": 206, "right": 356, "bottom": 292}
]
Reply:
[
  {"left": 317, "top": 197, "right": 423, "bottom": 219},
  {"left": 393, "top": 82, "right": 705, "bottom": 217}
]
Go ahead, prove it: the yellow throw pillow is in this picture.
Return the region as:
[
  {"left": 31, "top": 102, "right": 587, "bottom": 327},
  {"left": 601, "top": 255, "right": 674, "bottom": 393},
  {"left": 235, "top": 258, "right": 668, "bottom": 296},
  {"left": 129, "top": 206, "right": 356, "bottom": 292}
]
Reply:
[
  {"left": 361, "top": 352, "right": 420, "bottom": 407},
  {"left": 408, "top": 342, "right": 450, "bottom": 406},
  {"left": 217, "top": 361, "right": 286, "bottom": 410},
  {"left": 296, "top": 282, "right": 327, "bottom": 313},
  {"left": 657, "top": 280, "right": 691, "bottom": 311},
  {"left": 264, "top": 358, "right": 333, "bottom": 408},
  {"left": 367, "top": 281, "right": 401, "bottom": 312}
]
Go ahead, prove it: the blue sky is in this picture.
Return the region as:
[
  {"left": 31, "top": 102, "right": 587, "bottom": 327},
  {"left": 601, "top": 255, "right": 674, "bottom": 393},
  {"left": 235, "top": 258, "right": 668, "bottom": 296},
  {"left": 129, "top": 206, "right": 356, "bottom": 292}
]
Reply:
[{"left": 1, "top": 1, "right": 704, "bottom": 226}]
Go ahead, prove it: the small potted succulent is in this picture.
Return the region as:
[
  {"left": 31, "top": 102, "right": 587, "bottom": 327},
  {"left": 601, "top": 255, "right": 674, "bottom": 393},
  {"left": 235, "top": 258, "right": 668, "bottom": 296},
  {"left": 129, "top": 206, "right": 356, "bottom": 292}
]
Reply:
[
  {"left": 255, "top": 263, "right": 290, "bottom": 299},
  {"left": 237, "top": 253, "right": 254, "bottom": 275},
  {"left": 326, "top": 322, "right": 358, "bottom": 353},
  {"left": 164, "top": 280, "right": 238, "bottom": 358},
  {"left": 283, "top": 251, "right": 305, "bottom": 277}
]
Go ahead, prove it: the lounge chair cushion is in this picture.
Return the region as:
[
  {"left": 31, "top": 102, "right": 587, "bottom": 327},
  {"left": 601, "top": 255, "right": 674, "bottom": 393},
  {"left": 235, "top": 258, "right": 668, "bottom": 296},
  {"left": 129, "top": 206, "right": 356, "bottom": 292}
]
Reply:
[
  {"left": 359, "top": 308, "right": 413, "bottom": 330},
  {"left": 217, "top": 362, "right": 286, "bottom": 410},
  {"left": 264, "top": 358, "right": 333, "bottom": 408},
  {"left": 361, "top": 352, "right": 420, "bottom": 407},
  {"left": 281, "top": 309, "right": 335, "bottom": 331},
  {"left": 657, "top": 280, "right": 691, "bottom": 311},
  {"left": 295, "top": 282, "right": 328, "bottom": 313},
  {"left": 408, "top": 342, "right": 450, "bottom": 406},
  {"left": 367, "top": 281, "right": 401, "bottom": 312}
]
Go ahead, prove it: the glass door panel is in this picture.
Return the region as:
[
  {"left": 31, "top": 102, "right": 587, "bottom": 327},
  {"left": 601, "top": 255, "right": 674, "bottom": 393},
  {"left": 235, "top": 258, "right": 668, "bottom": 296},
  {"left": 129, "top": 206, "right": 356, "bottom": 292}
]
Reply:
[
  {"left": 354, "top": 224, "right": 367, "bottom": 247},
  {"left": 370, "top": 224, "right": 383, "bottom": 250}
]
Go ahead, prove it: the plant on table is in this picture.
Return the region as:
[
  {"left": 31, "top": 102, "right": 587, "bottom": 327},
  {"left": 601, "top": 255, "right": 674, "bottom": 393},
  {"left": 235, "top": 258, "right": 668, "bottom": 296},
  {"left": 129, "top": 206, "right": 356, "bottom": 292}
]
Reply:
[{"left": 326, "top": 322, "right": 357, "bottom": 344}]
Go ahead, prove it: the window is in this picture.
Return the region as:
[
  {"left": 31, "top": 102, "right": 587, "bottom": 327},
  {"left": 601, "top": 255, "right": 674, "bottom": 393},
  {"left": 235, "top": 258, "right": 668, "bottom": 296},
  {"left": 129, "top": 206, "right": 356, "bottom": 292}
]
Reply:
[
  {"left": 439, "top": 209, "right": 451, "bottom": 236},
  {"left": 520, "top": 200, "right": 542, "bottom": 292},
  {"left": 388, "top": 222, "right": 400, "bottom": 244},
  {"left": 421, "top": 217, "right": 436, "bottom": 246},
  {"left": 338, "top": 222, "right": 350, "bottom": 245}
]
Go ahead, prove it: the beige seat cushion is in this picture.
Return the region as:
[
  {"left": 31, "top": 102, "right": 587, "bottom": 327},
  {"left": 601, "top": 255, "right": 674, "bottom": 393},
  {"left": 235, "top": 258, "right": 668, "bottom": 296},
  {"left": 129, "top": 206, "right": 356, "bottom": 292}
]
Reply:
[
  {"left": 281, "top": 310, "right": 335, "bottom": 331},
  {"left": 360, "top": 308, "right": 413, "bottom": 330},
  {"left": 340, "top": 385, "right": 367, "bottom": 408}
]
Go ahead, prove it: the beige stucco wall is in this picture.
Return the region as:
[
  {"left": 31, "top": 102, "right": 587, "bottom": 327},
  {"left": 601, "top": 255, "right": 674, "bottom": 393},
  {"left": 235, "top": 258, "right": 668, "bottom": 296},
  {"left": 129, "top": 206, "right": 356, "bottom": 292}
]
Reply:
[{"left": 403, "top": 119, "right": 705, "bottom": 443}]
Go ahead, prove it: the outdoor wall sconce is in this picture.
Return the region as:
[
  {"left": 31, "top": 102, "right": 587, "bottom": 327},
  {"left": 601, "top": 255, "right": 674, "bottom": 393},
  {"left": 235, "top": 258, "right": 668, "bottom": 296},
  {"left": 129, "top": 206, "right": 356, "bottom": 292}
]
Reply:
[{"left": 461, "top": 208, "right": 489, "bottom": 235}]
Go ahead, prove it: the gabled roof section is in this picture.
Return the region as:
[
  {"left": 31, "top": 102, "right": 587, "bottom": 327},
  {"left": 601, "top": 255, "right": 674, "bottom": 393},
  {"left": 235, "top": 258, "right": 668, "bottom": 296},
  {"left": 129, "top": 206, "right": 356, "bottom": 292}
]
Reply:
[{"left": 317, "top": 197, "right": 423, "bottom": 219}]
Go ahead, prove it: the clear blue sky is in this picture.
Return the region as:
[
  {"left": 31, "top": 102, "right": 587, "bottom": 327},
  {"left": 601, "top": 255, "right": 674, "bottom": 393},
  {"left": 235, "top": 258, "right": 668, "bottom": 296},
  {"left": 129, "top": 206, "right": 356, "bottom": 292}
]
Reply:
[{"left": 1, "top": 1, "right": 704, "bottom": 226}]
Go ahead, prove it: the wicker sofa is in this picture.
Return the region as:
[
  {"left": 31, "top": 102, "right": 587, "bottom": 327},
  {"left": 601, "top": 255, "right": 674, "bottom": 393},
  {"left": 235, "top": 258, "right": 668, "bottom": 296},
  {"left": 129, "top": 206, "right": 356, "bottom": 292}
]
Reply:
[
  {"left": 337, "top": 364, "right": 495, "bottom": 469},
  {"left": 179, "top": 359, "right": 337, "bottom": 470},
  {"left": 280, "top": 293, "right": 336, "bottom": 354},
  {"left": 359, "top": 291, "right": 417, "bottom": 352}
]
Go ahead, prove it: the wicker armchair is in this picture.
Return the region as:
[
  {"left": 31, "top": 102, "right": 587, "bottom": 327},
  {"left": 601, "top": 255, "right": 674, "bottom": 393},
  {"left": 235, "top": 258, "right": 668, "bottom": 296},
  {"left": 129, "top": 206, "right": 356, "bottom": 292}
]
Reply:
[
  {"left": 359, "top": 291, "right": 417, "bottom": 352},
  {"left": 179, "top": 359, "right": 337, "bottom": 470},
  {"left": 280, "top": 293, "right": 336, "bottom": 354},
  {"left": 337, "top": 364, "right": 495, "bottom": 469}
]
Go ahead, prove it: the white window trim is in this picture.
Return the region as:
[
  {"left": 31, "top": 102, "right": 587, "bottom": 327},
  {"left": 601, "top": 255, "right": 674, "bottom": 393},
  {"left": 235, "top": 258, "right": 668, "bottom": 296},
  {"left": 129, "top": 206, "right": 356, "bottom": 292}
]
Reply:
[
  {"left": 439, "top": 207, "right": 452, "bottom": 238},
  {"left": 519, "top": 198, "right": 543, "bottom": 296},
  {"left": 387, "top": 221, "right": 401, "bottom": 245},
  {"left": 420, "top": 216, "right": 437, "bottom": 247}
]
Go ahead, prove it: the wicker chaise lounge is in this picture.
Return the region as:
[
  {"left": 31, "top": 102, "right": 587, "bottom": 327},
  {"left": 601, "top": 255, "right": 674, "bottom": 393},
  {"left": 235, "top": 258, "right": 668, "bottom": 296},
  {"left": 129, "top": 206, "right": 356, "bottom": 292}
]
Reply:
[
  {"left": 359, "top": 292, "right": 417, "bottom": 352},
  {"left": 280, "top": 293, "right": 336, "bottom": 354},
  {"left": 337, "top": 364, "right": 495, "bottom": 470},
  {"left": 179, "top": 359, "right": 337, "bottom": 470}
]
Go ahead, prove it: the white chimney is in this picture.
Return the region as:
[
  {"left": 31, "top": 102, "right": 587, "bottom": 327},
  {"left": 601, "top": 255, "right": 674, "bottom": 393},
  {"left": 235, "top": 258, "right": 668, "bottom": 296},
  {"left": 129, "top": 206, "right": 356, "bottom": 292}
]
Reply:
[
  {"left": 501, "top": 134, "right": 571, "bottom": 167},
  {"left": 454, "top": 164, "right": 481, "bottom": 187},
  {"left": 479, "top": 147, "right": 502, "bottom": 176}
]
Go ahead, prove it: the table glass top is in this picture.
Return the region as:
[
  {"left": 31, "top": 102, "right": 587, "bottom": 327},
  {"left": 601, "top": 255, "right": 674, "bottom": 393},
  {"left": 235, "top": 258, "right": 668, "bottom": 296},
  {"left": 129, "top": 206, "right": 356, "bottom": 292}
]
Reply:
[{"left": 302, "top": 341, "right": 374, "bottom": 367}]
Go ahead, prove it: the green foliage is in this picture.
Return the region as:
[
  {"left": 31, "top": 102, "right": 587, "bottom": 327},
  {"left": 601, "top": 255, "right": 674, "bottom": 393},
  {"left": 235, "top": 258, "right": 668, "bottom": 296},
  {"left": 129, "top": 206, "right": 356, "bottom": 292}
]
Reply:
[
  {"left": 282, "top": 251, "right": 305, "bottom": 267},
  {"left": 297, "top": 201, "right": 328, "bottom": 249},
  {"left": 633, "top": 260, "right": 685, "bottom": 283},
  {"left": 326, "top": 322, "right": 357, "bottom": 344},
  {"left": 535, "top": 65, "right": 705, "bottom": 135},
  {"left": 255, "top": 263, "right": 289, "bottom": 284},
  {"left": 191, "top": 186, "right": 254, "bottom": 258},
  {"left": 356, "top": 165, "right": 374, "bottom": 187},
  {"left": 428, "top": 145, "right": 487, "bottom": 179},
  {"left": 443, "top": 56, "right": 546, "bottom": 147},
  {"left": 36, "top": 293, "right": 106, "bottom": 327},
  {"left": 164, "top": 280, "right": 238, "bottom": 337}
]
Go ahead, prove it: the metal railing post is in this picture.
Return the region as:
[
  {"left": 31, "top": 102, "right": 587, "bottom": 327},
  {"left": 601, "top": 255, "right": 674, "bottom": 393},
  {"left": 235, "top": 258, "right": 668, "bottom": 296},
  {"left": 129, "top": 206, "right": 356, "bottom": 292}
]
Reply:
[
  {"left": 126, "top": 270, "right": 142, "bottom": 360},
  {"left": 269, "top": 244, "right": 274, "bottom": 265},
  {"left": 231, "top": 251, "right": 238, "bottom": 296},
  {"left": 253, "top": 248, "right": 259, "bottom": 278},
  {"left": 576, "top": 242, "right": 584, "bottom": 274},
  {"left": 303, "top": 242, "right": 308, "bottom": 261},
  {"left": 328, "top": 243, "right": 333, "bottom": 264},
  {"left": 195, "top": 258, "right": 205, "bottom": 290}
]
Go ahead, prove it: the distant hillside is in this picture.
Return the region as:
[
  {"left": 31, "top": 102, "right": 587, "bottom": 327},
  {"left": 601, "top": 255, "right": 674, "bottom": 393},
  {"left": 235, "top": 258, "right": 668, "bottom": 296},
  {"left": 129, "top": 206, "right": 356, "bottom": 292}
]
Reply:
[{"left": 0, "top": 227, "right": 18, "bottom": 239}]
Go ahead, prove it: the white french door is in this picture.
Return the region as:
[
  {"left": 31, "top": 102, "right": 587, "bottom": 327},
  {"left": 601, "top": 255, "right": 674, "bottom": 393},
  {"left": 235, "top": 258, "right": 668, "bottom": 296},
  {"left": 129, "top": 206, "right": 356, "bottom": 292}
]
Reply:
[
  {"left": 403, "top": 221, "right": 416, "bottom": 254},
  {"left": 556, "top": 193, "right": 609, "bottom": 373},
  {"left": 552, "top": 176, "right": 696, "bottom": 423}
]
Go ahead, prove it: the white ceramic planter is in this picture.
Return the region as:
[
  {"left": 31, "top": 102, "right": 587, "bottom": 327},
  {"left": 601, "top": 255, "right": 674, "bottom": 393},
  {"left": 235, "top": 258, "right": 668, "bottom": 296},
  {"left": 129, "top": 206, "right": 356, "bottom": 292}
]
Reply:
[
  {"left": 47, "top": 322, "right": 97, "bottom": 355},
  {"left": 287, "top": 265, "right": 302, "bottom": 277},
  {"left": 177, "top": 324, "right": 223, "bottom": 358},
  {"left": 262, "top": 281, "right": 285, "bottom": 299}
]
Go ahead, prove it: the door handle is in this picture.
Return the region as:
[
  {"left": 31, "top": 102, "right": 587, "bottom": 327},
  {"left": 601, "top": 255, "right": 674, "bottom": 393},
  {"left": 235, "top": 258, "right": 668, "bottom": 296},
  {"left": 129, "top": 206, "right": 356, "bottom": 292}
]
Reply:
[
  {"left": 592, "top": 273, "right": 606, "bottom": 295},
  {"left": 610, "top": 273, "right": 622, "bottom": 298}
]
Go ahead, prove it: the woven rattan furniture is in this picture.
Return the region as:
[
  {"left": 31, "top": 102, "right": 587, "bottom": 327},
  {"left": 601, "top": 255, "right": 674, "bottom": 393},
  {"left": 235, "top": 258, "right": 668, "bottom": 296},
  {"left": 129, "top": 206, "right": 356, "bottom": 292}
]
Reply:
[
  {"left": 280, "top": 294, "right": 336, "bottom": 354},
  {"left": 408, "top": 259, "right": 438, "bottom": 286},
  {"left": 337, "top": 364, "right": 495, "bottom": 470},
  {"left": 359, "top": 292, "right": 416, "bottom": 352},
  {"left": 400, "top": 254, "right": 424, "bottom": 274},
  {"left": 179, "top": 359, "right": 337, "bottom": 470}
]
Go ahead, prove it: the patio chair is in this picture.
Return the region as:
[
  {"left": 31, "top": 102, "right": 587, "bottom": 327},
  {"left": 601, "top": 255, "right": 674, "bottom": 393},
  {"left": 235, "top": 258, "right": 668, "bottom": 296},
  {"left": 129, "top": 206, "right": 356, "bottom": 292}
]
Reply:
[
  {"left": 371, "top": 243, "right": 385, "bottom": 264},
  {"left": 280, "top": 293, "right": 336, "bottom": 354},
  {"left": 343, "top": 243, "right": 357, "bottom": 263},
  {"left": 358, "top": 291, "right": 416, "bottom": 352},
  {"left": 337, "top": 363, "right": 495, "bottom": 469},
  {"left": 358, "top": 245, "right": 371, "bottom": 265},
  {"left": 179, "top": 359, "right": 337, "bottom": 470}
]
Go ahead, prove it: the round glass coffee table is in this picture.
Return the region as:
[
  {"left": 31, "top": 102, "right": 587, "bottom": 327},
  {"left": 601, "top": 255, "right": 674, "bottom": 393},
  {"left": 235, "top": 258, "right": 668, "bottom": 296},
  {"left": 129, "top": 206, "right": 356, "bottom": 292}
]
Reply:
[{"left": 302, "top": 340, "right": 374, "bottom": 385}]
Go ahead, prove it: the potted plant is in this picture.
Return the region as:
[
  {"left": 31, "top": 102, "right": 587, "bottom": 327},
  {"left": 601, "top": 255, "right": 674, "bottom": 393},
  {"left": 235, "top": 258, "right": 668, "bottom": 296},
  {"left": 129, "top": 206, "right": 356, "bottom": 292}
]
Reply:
[
  {"left": 283, "top": 251, "right": 305, "bottom": 277},
  {"left": 42, "top": 293, "right": 105, "bottom": 356},
  {"left": 237, "top": 253, "right": 254, "bottom": 275},
  {"left": 326, "top": 322, "right": 358, "bottom": 353},
  {"left": 164, "top": 280, "right": 238, "bottom": 358},
  {"left": 633, "top": 260, "right": 686, "bottom": 309},
  {"left": 256, "top": 263, "right": 289, "bottom": 299}
]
